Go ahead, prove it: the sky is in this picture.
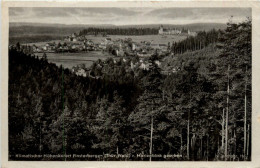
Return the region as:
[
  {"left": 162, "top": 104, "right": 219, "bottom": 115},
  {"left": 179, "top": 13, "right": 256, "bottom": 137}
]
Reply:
[{"left": 9, "top": 7, "right": 251, "bottom": 25}]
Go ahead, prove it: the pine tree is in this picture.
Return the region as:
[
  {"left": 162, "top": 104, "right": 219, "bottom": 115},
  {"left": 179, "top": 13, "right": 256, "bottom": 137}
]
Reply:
[{"left": 129, "top": 57, "right": 164, "bottom": 161}]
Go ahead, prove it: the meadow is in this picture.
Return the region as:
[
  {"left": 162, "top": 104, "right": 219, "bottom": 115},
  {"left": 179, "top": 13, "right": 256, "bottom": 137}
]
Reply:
[
  {"left": 84, "top": 35, "right": 187, "bottom": 44},
  {"left": 36, "top": 51, "right": 114, "bottom": 69}
]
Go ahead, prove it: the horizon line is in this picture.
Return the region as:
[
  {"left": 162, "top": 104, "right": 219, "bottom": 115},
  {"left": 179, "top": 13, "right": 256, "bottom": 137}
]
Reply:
[{"left": 9, "top": 21, "right": 229, "bottom": 26}]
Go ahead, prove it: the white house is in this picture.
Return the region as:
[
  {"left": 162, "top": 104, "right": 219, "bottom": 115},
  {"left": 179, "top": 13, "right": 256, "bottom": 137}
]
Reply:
[{"left": 155, "top": 60, "right": 161, "bottom": 66}]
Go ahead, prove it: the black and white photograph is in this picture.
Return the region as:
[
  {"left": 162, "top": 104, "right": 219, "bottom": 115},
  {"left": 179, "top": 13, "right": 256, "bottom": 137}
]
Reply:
[{"left": 5, "top": 4, "right": 254, "bottom": 163}]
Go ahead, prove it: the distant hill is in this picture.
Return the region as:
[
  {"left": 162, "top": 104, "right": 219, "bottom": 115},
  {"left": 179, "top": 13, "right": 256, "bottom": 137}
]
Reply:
[
  {"left": 10, "top": 22, "right": 226, "bottom": 36},
  {"left": 118, "top": 23, "right": 227, "bottom": 31},
  {"left": 9, "top": 22, "right": 226, "bottom": 44},
  {"left": 9, "top": 22, "right": 115, "bottom": 28},
  {"left": 9, "top": 23, "right": 86, "bottom": 37}
]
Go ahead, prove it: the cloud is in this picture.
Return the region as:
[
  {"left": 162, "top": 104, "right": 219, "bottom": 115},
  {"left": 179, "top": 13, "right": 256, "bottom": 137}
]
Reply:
[
  {"left": 9, "top": 7, "right": 251, "bottom": 25},
  {"left": 146, "top": 8, "right": 251, "bottom": 23},
  {"left": 9, "top": 7, "right": 141, "bottom": 18}
]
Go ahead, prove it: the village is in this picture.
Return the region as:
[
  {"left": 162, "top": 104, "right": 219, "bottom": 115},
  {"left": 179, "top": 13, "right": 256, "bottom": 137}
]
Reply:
[
  {"left": 20, "top": 32, "right": 172, "bottom": 57},
  {"left": 9, "top": 26, "right": 196, "bottom": 77},
  {"left": 11, "top": 25, "right": 195, "bottom": 56}
]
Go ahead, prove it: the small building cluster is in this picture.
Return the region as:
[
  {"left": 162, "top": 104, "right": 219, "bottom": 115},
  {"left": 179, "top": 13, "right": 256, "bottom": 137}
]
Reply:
[
  {"left": 64, "top": 33, "right": 86, "bottom": 42},
  {"left": 158, "top": 25, "right": 197, "bottom": 36},
  {"left": 29, "top": 40, "right": 97, "bottom": 53},
  {"left": 63, "top": 33, "right": 172, "bottom": 57}
]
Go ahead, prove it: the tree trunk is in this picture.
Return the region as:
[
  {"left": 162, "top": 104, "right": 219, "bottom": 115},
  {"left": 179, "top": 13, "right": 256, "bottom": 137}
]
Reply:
[
  {"left": 187, "top": 75, "right": 192, "bottom": 160},
  {"left": 217, "top": 137, "right": 219, "bottom": 157},
  {"left": 149, "top": 115, "right": 153, "bottom": 162},
  {"left": 163, "top": 90, "right": 165, "bottom": 101},
  {"left": 191, "top": 133, "right": 196, "bottom": 160},
  {"left": 180, "top": 132, "right": 183, "bottom": 155},
  {"left": 233, "top": 130, "right": 236, "bottom": 161},
  {"left": 247, "top": 124, "right": 250, "bottom": 160},
  {"left": 206, "top": 135, "right": 209, "bottom": 161},
  {"left": 201, "top": 137, "right": 203, "bottom": 160},
  {"left": 187, "top": 115, "right": 190, "bottom": 160},
  {"left": 187, "top": 95, "right": 191, "bottom": 160},
  {"left": 222, "top": 108, "right": 225, "bottom": 150},
  {"left": 17, "top": 86, "right": 21, "bottom": 103},
  {"left": 40, "top": 122, "right": 42, "bottom": 153},
  {"left": 225, "top": 64, "right": 230, "bottom": 161},
  {"left": 244, "top": 65, "right": 247, "bottom": 160}
]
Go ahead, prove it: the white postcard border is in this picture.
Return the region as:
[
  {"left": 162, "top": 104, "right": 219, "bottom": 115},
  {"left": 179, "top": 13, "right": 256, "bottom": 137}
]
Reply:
[{"left": 1, "top": 1, "right": 260, "bottom": 168}]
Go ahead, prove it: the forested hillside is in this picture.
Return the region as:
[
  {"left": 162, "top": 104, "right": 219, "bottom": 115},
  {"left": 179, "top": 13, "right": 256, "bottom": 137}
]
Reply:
[
  {"left": 170, "top": 29, "right": 219, "bottom": 54},
  {"left": 8, "top": 50, "right": 141, "bottom": 160},
  {"left": 79, "top": 27, "right": 158, "bottom": 36},
  {"left": 9, "top": 19, "right": 251, "bottom": 161}
]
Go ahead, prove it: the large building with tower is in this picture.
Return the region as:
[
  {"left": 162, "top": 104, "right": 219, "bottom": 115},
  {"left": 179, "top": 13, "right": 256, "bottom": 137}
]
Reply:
[
  {"left": 158, "top": 25, "right": 182, "bottom": 35},
  {"left": 158, "top": 25, "right": 197, "bottom": 36}
]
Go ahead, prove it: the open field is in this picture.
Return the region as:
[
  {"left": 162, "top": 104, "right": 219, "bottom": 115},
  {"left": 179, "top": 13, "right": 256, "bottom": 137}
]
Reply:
[
  {"left": 36, "top": 51, "right": 114, "bottom": 69},
  {"left": 83, "top": 35, "right": 187, "bottom": 45}
]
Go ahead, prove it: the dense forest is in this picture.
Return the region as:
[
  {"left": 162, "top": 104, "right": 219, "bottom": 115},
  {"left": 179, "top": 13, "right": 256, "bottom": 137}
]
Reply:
[
  {"left": 78, "top": 27, "right": 159, "bottom": 36},
  {"left": 9, "top": 19, "right": 251, "bottom": 161},
  {"left": 78, "top": 23, "right": 227, "bottom": 36},
  {"left": 171, "top": 29, "right": 219, "bottom": 54}
]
